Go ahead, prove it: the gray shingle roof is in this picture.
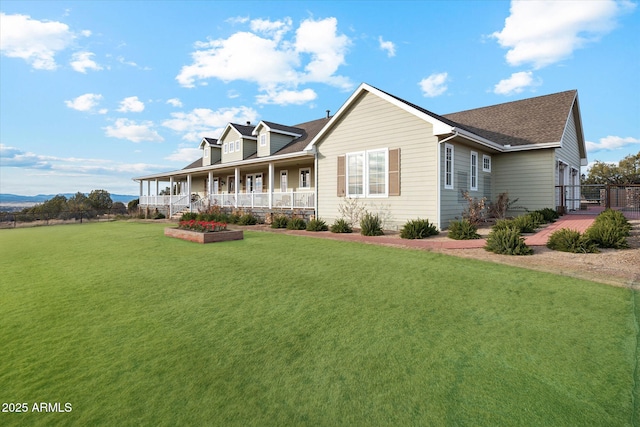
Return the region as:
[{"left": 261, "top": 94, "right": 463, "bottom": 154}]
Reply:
[
  {"left": 260, "top": 120, "right": 304, "bottom": 136},
  {"left": 230, "top": 123, "right": 256, "bottom": 137},
  {"left": 443, "top": 90, "right": 577, "bottom": 146}
]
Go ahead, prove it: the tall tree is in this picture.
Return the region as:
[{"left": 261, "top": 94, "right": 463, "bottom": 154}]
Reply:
[{"left": 584, "top": 151, "right": 640, "bottom": 185}]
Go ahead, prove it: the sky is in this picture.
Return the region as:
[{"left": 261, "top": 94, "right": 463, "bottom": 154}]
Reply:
[{"left": 1, "top": 0, "right": 638, "bottom": 196}]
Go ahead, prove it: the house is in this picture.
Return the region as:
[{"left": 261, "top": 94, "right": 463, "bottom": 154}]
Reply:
[
  {"left": 134, "top": 83, "right": 587, "bottom": 229},
  {"left": 135, "top": 116, "right": 329, "bottom": 218}
]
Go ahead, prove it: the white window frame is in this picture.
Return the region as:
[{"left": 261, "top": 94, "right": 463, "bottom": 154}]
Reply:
[
  {"left": 444, "top": 143, "right": 454, "bottom": 190},
  {"left": 470, "top": 151, "right": 478, "bottom": 191},
  {"left": 299, "top": 168, "right": 311, "bottom": 189},
  {"left": 204, "top": 148, "right": 209, "bottom": 158},
  {"left": 280, "top": 170, "right": 288, "bottom": 192},
  {"left": 483, "top": 155, "right": 491, "bottom": 173},
  {"left": 227, "top": 176, "right": 235, "bottom": 193},
  {"left": 223, "top": 143, "right": 228, "bottom": 154},
  {"left": 235, "top": 140, "right": 240, "bottom": 152},
  {"left": 260, "top": 134, "right": 267, "bottom": 147},
  {"left": 345, "top": 148, "right": 389, "bottom": 198}
]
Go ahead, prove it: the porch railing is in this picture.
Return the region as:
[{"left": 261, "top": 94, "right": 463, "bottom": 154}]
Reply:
[{"left": 140, "top": 191, "right": 315, "bottom": 212}]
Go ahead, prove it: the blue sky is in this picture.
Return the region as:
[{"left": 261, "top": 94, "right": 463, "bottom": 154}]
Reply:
[{"left": 1, "top": 0, "right": 638, "bottom": 196}]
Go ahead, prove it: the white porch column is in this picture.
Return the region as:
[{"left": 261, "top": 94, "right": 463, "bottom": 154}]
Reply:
[
  {"left": 187, "top": 174, "right": 192, "bottom": 212},
  {"left": 169, "top": 176, "right": 174, "bottom": 217},
  {"left": 155, "top": 179, "right": 159, "bottom": 205},
  {"left": 234, "top": 167, "right": 239, "bottom": 208},
  {"left": 139, "top": 180, "right": 143, "bottom": 199},
  {"left": 208, "top": 171, "right": 214, "bottom": 198},
  {"left": 147, "top": 181, "right": 151, "bottom": 202},
  {"left": 268, "top": 162, "right": 274, "bottom": 209}
]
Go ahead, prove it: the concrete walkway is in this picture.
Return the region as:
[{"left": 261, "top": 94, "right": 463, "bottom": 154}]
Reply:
[{"left": 254, "top": 214, "right": 596, "bottom": 250}]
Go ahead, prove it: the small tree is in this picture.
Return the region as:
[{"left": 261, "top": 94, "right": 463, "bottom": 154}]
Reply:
[
  {"left": 461, "top": 191, "right": 486, "bottom": 225},
  {"left": 88, "top": 189, "right": 113, "bottom": 214}
]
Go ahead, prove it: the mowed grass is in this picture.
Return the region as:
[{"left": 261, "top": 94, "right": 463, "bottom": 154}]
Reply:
[{"left": 0, "top": 222, "right": 637, "bottom": 426}]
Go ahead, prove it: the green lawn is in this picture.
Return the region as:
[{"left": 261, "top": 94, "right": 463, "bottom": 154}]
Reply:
[{"left": 0, "top": 222, "right": 637, "bottom": 426}]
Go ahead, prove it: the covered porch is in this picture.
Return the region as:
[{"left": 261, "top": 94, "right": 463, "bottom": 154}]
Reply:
[{"left": 135, "top": 156, "right": 316, "bottom": 217}]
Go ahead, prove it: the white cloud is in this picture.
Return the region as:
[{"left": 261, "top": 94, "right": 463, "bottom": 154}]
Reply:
[
  {"left": 250, "top": 17, "right": 292, "bottom": 42},
  {"left": 175, "top": 17, "right": 352, "bottom": 104},
  {"left": 0, "top": 12, "right": 89, "bottom": 70},
  {"left": 492, "top": 0, "right": 636, "bottom": 69},
  {"left": 162, "top": 106, "right": 259, "bottom": 142},
  {"left": 586, "top": 135, "right": 640, "bottom": 152},
  {"left": 104, "top": 118, "right": 164, "bottom": 143},
  {"left": 419, "top": 72, "right": 449, "bottom": 97},
  {"left": 378, "top": 36, "right": 396, "bottom": 57},
  {"left": 0, "top": 144, "right": 51, "bottom": 169},
  {"left": 166, "top": 147, "right": 202, "bottom": 163},
  {"left": 117, "top": 96, "right": 145, "bottom": 113},
  {"left": 256, "top": 88, "right": 317, "bottom": 105},
  {"left": 493, "top": 71, "right": 541, "bottom": 95},
  {"left": 65, "top": 93, "right": 106, "bottom": 113},
  {"left": 70, "top": 51, "right": 102, "bottom": 73},
  {"left": 166, "top": 98, "right": 183, "bottom": 107}
]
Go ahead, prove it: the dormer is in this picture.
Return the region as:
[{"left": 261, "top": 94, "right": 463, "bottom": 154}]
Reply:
[
  {"left": 219, "top": 122, "right": 257, "bottom": 163},
  {"left": 199, "top": 137, "right": 220, "bottom": 166},
  {"left": 252, "top": 121, "right": 304, "bottom": 157}
]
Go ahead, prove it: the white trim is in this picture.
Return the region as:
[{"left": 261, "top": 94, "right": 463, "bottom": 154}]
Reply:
[
  {"left": 260, "top": 134, "right": 267, "bottom": 147},
  {"left": 470, "top": 151, "right": 478, "bottom": 191},
  {"left": 345, "top": 148, "right": 389, "bottom": 198},
  {"left": 482, "top": 154, "right": 491, "bottom": 172},
  {"left": 444, "top": 143, "right": 454, "bottom": 190},
  {"left": 223, "top": 143, "right": 228, "bottom": 154},
  {"left": 235, "top": 140, "right": 240, "bottom": 152},
  {"left": 299, "top": 167, "right": 311, "bottom": 189},
  {"left": 280, "top": 170, "right": 288, "bottom": 192}
]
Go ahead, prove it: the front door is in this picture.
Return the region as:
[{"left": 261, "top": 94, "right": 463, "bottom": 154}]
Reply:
[{"left": 213, "top": 178, "right": 219, "bottom": 194}]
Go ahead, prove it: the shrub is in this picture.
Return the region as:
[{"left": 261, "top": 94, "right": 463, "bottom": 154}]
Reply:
[
  {"left": 400, "top": 218, "right": 439, "bottom": 239},
  {"left": 271, "top": 215, "right": 289, "bottom": 229},
  {"left": 487, "top": 192, "right": 521, "bottom": 220},
  {"left": 306, "top": 218, "right": 328, "bottom": 232},
  {"left": 593, "top": 209, "right": 631, "bottom": 235},
  {"left": 535, "top": 208, "right": 560, "bottom": 223},
  {"left": 360, "top": 213, "right": 384, "bottom": 236},
  {"left": 447, "top": 219, "right": 481, "bottom": 240},
  {"left": 528, "top": 211, "right": 546, "bottom": 227},
  {"left": 237, "top": 213, "right": 258, "bottom": 225},
  {"left": 287, "top": 217, "right": 307, "bottom": 230},
  {"left": 461, "top": 191, "right": 487, "bottom": 225},
  {"left": 511, "top": 214, "right": 537, "bottom": 233},
  {"left": 585, "top": 221, "right": 629, "bottom": 249},
  {"left": 492, "top": 218, "right": 515, "bottom": 231},
  {"left": 547, "top": 228, "right": 599, "bottom": 253},
  {"left": 485, "top": 227, "right": 533, "bottom": 255},
  {"left": 330, "top": 218, "right": 353, "bottom": 233},
  {"left": 181, "top": 212, "right": 198, "bottom": 221},
  {"left": 227, "top": 213, "right": 241, "bottom": 224},
  {"left": 153, "top": 212, "right": 166, "bottom": 220}
]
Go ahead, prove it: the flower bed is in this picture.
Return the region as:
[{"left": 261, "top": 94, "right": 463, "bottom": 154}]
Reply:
[
  {"left": 178, "top": 220, "right": 228, "bottom": 232},
  {"left": 165, "top": 220, "right": 243, "bottom": 244}
]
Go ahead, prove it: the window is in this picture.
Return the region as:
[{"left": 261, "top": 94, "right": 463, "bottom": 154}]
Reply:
[
  {"left": 444, "top": 143, "right": 454, "bottom": 189},
  {"left": 245, "top": 173, "right": 263, "bottom": 193},
  {"left": 260, "top": 134, "right": 267, "bottom": 147},
  {"left": 223, "top": 143, "right": 228, "bottom": 154},
  {"left": 245, "top": 175, "right": 254, "bottom": 192},
  {"left": 235, "top": 140, "right": 240, "bottom": 152},
  {"left": 299, "top": 168, "right": 311, "bottom": 189},
  {"left": 346, "top": 148, "right": 388, "bottom": 197},
  {"left": 280, "top": 171, "right": 288, "bottom": 192},
  {"left": 483, "top": 155, "right": 491, "bottom": 172},
  {"left": 204, "top": 148, "right": 209, "bottom": 158},
  {"left": 470, "top": 151, "right": 478, "bottom": 191}
]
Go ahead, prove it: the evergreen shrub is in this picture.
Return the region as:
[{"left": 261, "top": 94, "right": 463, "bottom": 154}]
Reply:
[
  {"left": 485, "top": 227, "right": 533, "bottom": 255},
  {"left": 547, "top": 228, "right": 599, "bottom": 253},
  {"left": 360, "top": 213, "right": 384, "bottom": 236},
  {"left": 400, "top": 218, "right": 439, "bottom": 239},
  {"left": 306, "top": 218, "right": 328, "bottom": 232},
  {"left": 286, "top": 217, "right": 307, "bottom": 230},
  {"left": 330, "top": 218, "right": 353, "bottom": 233},
  {"left": 447, "top": 219, "right": 481, "bottom": 240},
  {"left": 271, "top": 215, "right": 289, "bottom": 229}
]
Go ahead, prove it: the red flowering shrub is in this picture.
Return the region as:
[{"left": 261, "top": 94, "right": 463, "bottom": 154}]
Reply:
[{"left": 178, "top": 220, "right": 227, "bottom": 232}]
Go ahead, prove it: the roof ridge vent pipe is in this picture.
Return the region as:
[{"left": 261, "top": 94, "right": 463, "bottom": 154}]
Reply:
[{"left": 326, "top": 110, "right": 330, "bottom": 119}]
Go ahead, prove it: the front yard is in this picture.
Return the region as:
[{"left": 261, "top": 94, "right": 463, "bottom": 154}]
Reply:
[{"left": 0, "top": 222, "right": 637, "bottom": 425}]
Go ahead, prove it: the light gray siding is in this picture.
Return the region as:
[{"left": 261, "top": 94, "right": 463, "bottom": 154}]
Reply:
[
  {"left": 492, "top": 149, "right": 556, "bottom": 213},
  {"left": 555, "top": 106, "right": 582, "bottom": 183},
  {"left": 439, "top": 142, "right": 494, "bottom": 228},
  {"left": 316, "top": 91, "right": 439, "bottom": 231}
]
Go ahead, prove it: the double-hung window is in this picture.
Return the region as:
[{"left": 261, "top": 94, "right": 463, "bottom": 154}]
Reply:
[
  {"left": 299, "top": 168, "right": 311, "bottom": 189},
  {"left": 235, "top": 140, "right": 240, "bottom": 152},
  {"left": 483, "top": 155, "right": 491, "bottom": 172},
  {"left": 444, "top": 143, "right": 454, "bottom": 189},
  {"left": 346, "top": 148, "right": 388, "bottom": 197},
  {"left": 470, "top": 151, "right": 478, "bottom": 191},
  {"left": 260, "top": 134, "right": 267, "bottom": 147}
]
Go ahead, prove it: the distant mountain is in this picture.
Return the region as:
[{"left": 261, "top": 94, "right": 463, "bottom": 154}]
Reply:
[{"left": 0, "top": 193, "right": 138, "bottom": 206}]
